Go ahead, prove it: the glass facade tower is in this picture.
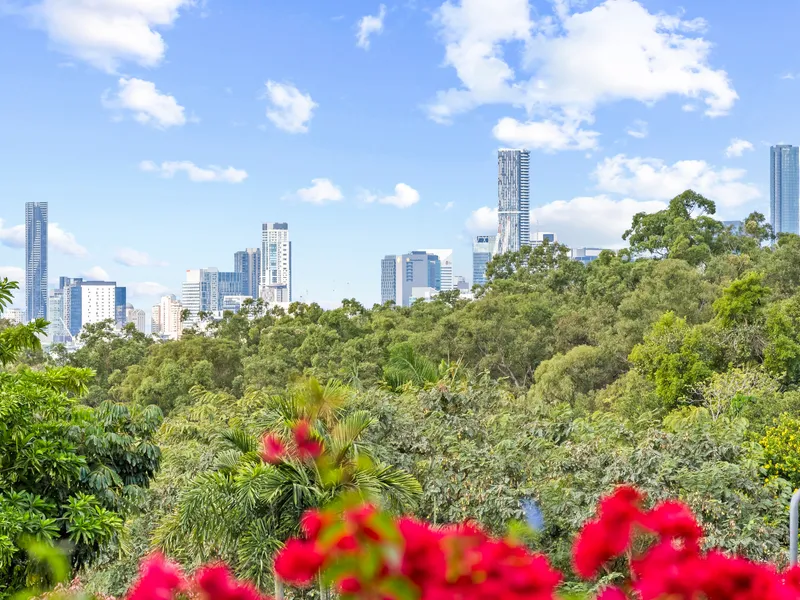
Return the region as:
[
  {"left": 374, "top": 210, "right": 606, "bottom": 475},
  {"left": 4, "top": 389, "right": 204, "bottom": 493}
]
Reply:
[
  {"left": 25, "top": 202, "right": 48, "bottom": 322},
  {"left": 472, "top": 235, "right": 497, "bottom": 286},
  {"left": 771, "top": 145, "right": 800, "bottom": 235}
]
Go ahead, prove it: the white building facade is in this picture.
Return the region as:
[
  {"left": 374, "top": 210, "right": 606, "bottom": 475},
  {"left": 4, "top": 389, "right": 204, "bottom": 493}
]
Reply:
[
  {"left": 152, "top": 295, "right": 183, "bottom": 340},
  {"left": 81, "top": 282, "right": 116, "bottom": 327},
  {"left": 261, "top": 222, "right": 292, "bottom": 303}
]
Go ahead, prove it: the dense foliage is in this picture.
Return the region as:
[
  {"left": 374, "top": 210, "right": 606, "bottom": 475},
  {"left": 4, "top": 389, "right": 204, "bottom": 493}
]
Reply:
[{"left": 9, "top": 190, "right": 800, "bottom": 596}]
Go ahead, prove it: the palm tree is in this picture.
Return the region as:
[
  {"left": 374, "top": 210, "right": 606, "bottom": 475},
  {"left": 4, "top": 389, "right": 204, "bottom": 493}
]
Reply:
[{"left": 155, "top": 378, "right": 421, "bottom": 590}]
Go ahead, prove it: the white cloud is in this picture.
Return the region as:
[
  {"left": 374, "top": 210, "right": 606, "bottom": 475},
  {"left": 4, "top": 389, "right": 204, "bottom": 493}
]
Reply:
[
  {"left": 129, "top": 282, "right": 170, "bottom": 297},
  {"left": 51, "top": 223, "right": 89, "bottom": 256},
  {"left": 625, "top": 119, "right": 648, "bottom": 139},
  {"left": 140, "top": 160, "right": 248, "bottom": 183},
  {"left": 465, "top": 206, "right": 499, "bottom": 233},
  {"left": 362, "top": 183, "right": 420, "bottom": 209},
  {"left": 725, "top": 138, "right": 754, "bottom": 158},
  {"left": 782, "top": 73, "right": 797, "bottom": 80},
  {"left": 356, "top": 4, "right": 387, "bottom": 49},
  {"left": 103, "top": 78, "right": 187, "bottom": 128},
  {"left": 531, "top": 195, "right": 667, "bottom": 248},
  {"left": 26, "top": 0, "right": 194, "bottom": 72},
  {"left": 0, "top": 266, "right": 25, "bottom": 284},
  {"left": 493, "top": 112, "right": 600, "bottom": 151},
  {"left": 0, "top": 220, "right": 86, "bottom": 256},
  {"left": 594, "top": 154, "right": 761, "bottom": 208},
  {"left": 0, "top": 220, "right": 25, "bottom": 248},
  {"left": 291, "top": 178, "right": 344, "bottom": 205},
  {"left": 429, "top": 0, "right": 737, "bottom": 149},
  {"left": 114, "top": 248, "right": 168, "bottom": 267},
  {"left": 435, "top": 201, "right": 456, "bottom": 211},
  {"left": 82, "top": 266, "right": 110, "bottom": 280},
  {"left": 264, "top": 81, "right": 317, "bottom": 133}
]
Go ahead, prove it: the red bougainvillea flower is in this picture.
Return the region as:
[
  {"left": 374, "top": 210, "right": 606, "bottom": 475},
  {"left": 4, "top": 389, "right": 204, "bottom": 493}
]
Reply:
[
  {"left": 641, "top": 500, "right": 703, "bottom": 550},
  {"left": 784, "top": 565, "right": 800, "bottom": 594},
  {"left": 633, "top": 541, "right": 704, "bottom": 600},
  {"left": 127, "top": 553, "right": 186, "bottom": 600},
  {"left": 274, "top": 539, "right": 325, "bottom": 586},
  {"left": 596, "top": 586, "right": 628, "bottom": 600},
  {"left": 698, "top": 551, "right": 786, "bottom": 600},
  {"left": 195, "top": 564, "right": 266, "bottom": 600},
  {"left": 572, "top": 486, "right": 645, "bottom": 579},
  {"left": 293, "top": 420, "right": 324, "bottom": 459},
  {"left": 260, "top": 434, "right": 287, "bottom": 464},
  {"left": 300, "top": 509, "right": 329, "bottom": 539}
]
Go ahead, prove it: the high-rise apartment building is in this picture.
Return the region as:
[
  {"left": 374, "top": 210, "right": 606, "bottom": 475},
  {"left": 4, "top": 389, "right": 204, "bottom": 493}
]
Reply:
[
  {"left": 62, "top": 279, "right": 125, "bottom": 337},
  {"left": 380, "top": 251, "right": 441, "bottom": 307},
  {"left": 261, "top": 223, "right": 292, "bottom": 303},
  {"left": 771, "top": 145, "right": 800, "bottom": 235},
  {"left": 234, "top": 248, "right": 261, "bottom": 298},
  {"left": 126, "top": 304, "right": 147, "bottom": 333},
  {"left": 423, "top": 249, "right": 453, "bottom": 291},
  {"left": 182, "top": 268, "right": 241, "bottom": 319},
  {"left": 496, "top": 149, "right": 530, "bottom": 255},
  {"left": 472, "top": 235, "right": 496, "bottom": 286},
  {"left": 152, "top": 295, "right": 183, "bottom": 340},
  {"left": 25, "top": 202, "right": 48, "bottom": 323}
]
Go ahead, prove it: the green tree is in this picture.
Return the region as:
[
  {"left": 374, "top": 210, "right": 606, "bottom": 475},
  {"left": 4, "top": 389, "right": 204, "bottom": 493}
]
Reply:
[{"left": 156, "top": 379, "right": 421, "bottom": 588}]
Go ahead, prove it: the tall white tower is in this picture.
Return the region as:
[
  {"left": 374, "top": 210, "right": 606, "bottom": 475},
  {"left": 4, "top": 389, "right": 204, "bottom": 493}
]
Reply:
[{"left": 261, "top": 222, "right": 292, "bottom": 304}]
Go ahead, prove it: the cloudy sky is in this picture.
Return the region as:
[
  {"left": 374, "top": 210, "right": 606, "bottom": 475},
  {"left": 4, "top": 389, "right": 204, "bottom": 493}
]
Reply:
[{"left": 0, "top": 0, "right": 792, "bottom": 310}]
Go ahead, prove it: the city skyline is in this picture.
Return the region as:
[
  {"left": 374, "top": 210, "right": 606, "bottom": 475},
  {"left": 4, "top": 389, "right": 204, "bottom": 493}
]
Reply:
[{"left": 0, "top": 0, "right": 792, "bottom": 313}]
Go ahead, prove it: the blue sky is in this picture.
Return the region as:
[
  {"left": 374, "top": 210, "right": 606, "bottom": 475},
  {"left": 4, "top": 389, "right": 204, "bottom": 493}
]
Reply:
[{"left": 0, "top": 0, "right": 797, "bottom": 312}]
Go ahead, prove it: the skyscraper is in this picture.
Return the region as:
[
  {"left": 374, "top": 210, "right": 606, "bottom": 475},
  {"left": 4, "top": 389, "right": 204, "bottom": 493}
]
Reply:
[
  {"left": 423, "top": 249, "right": 453, "bottom": 291},
  {"left": 771, "top": 145, "right": 800, "bottom": 235},
  {"left": 261, "top": 223, "right": 292, "bottom": 303},
  {"left": 25, "top": 202, "right": 48, "bottom": 322},
  {"left": 152, "top": 295, "right": 183, "bottom": 340},
  {"left": 381, "top": 255, "right": 397, "bottom": 305},
  {"left": 115, "top": 287, "right": 127, "bottom": 327},
  {"left": 380, "top": 251, "right": 441, "bottom": 307},
  {"left": 496, "top": 149, "right": 530, "bottom": 254},
  {"left": 472, "top": 235, "right": 496, "bottom": 286},
  {"left": 234, "top": 248, "right": 261, "bottom": 298}
]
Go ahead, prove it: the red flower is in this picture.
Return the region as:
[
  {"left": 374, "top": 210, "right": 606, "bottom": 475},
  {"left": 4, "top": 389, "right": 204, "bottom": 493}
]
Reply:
[
  {"left": 596, "top": 586, "right": 628, "bottom": 600},
  {"left": 337, "top": 577, "right": 362, "bottom": 594},
  {"left": 274, "top": 539, "right": 325, "bottom": 586},
  {"left": 293, "top": 420, "right": 324, "bottom": 459},
  {"left": 195, "top": 564, "right": 265, "bottom": 600},
  {"left": 127, "top": 553, "right": 185, "bottom": 600},
  {"left": 642, "top": 500, "right": 703, "bottom": 550},
  {"left": 260, "top": 434, "right": 287, "bottom": 464},
  {"left": 300, "top": 509, "right": 327, "bottom": 539}
]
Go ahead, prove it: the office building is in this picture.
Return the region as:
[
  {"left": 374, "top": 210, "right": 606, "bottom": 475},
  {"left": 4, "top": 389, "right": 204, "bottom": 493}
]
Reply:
[
  {"left": 381, "top": 255, "right": 397, "bottom": 304},
  {"left": 126, "top": 304, "right": 146, "bottom": 333},
  {"left": 218, "top": 271, "right": 243, "bottom": 302},
  {"left": 62, "top": 279, "right": 125, "bottom": 337},
  {"left": 47, "top": 288, "right": 70, "bottom": 342},
  {"left": 152, "top": 295, "right": 183, "bottom": 340},
  {"left": 25, "top": 202, "right": 48, "bottom": 323},
  {"left": 115, "top": 287, "right": 127, "bottom": 327},
  {"left": 771, "top": 145, "right": 800, "bottom": 235},
  {"left": 234, "top": 248, "right": 261, "bottom": 298},
  {"left": 571, "top": 247, "right": 604, "bottom": 265},
  {"left": 261, "top": 222, "right": 292, "bottom": 303},
  {"left": 380, "top": 251, "right": 441, "bottom": 307},
  {"left": 221, "top": 295, "right": 251, "bottom": 313},
  {"left": 496, "top": 149, "right": 530, "bottom": 254},
  {"left": 455, "top": 275, "right": 470, "bottom": 292},
  {"left": 423, "top": 249, "right": 453, "bottom": 290},
  {"left": 3, "top": 307, "right": 24, "bottom": 326},
  {"left": 472, "top": 235, "right": 496, "bottom": 286}
]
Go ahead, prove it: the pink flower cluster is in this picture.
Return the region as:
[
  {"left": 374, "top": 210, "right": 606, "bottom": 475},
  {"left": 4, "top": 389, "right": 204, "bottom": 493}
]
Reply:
[{"left": 260, "top": 420, "right": 323, "bottom": 464}]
